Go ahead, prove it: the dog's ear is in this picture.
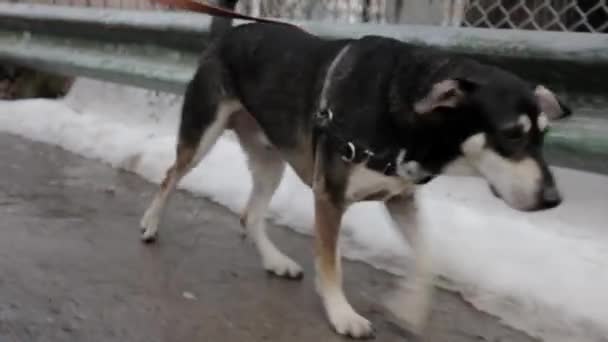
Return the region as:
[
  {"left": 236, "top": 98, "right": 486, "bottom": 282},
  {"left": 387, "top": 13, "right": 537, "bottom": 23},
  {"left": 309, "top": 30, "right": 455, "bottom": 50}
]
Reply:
[
  {"left": 534, "top": 85, "right": 572, "bottom": 120},
  {"left": 414, "top": 79, "right": 477, "bottom": 114}
]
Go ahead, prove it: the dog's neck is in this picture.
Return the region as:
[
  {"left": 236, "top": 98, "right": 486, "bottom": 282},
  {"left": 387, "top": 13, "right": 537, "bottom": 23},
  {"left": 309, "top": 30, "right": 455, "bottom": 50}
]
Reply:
[{"left": 312, "top": 41, "right": 439, "bottom": 183}]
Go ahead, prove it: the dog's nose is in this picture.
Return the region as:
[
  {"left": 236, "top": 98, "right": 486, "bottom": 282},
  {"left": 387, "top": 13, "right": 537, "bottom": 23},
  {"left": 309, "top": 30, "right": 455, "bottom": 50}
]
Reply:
[{"left": 540, "top": 186, "right": 562, "bottom": 209}]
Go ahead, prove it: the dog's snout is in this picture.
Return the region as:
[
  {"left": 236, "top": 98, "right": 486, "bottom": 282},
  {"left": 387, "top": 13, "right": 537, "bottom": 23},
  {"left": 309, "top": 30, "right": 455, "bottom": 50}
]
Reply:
[{"left": 539, "top": 186, "right": 562, "bottom": 210}]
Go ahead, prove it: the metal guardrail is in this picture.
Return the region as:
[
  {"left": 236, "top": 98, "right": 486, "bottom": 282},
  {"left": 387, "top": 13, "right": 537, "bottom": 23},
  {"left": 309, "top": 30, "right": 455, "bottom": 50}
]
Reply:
[
  {"left": 0, "top": 3, "right": 607, "bottom": 173},
  {"left": 3, "top": 0, "right": 607, "bottom": 34},
  {"left": 2, "top": 4, "right": 608, "bottom": 91}
]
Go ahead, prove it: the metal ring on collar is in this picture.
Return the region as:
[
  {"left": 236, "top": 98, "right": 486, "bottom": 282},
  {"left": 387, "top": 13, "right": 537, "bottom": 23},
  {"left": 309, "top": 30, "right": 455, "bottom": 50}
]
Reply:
[
  {"left": 315, "top": 108, "right": 334, "bottom": 127},
  {"left": 383, "top": 161, "right": 394, "bottom": 175},
  {"left": 341, "top": 142, "right": 356, "bottom": 162}
]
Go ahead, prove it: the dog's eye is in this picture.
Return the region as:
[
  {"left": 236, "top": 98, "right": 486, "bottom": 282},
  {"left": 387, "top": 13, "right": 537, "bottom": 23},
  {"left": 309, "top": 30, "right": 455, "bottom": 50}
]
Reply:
[{"left": 501, "top": 126, "right": 526, "bottom": 141}]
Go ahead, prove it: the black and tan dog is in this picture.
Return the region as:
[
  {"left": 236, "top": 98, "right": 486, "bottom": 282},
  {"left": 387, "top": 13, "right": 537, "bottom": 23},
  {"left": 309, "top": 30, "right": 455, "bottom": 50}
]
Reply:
[{"left": 140, "top": 22, "right": 571, "bottom": 338}]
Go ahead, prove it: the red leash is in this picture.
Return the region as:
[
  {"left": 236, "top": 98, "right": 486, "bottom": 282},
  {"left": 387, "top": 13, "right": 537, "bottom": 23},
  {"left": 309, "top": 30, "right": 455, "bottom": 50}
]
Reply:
[{"left": 152, "top": 0, "right": 300, "bottom": 27}]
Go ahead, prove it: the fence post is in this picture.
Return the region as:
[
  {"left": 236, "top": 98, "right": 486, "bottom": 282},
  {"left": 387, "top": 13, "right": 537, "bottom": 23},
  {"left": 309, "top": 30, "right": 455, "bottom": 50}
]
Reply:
[{"left": 384, "top": 0, "right": 443, "bottom": 25}]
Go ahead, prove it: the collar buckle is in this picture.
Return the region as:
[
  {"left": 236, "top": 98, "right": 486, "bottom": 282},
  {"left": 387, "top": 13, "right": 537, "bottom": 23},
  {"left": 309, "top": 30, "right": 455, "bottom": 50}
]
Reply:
[
  {"left": 341, "top": 142, "right": 356, "bottom": 162},
  {"left": 314, "top": 108, "right": 334, "bottom": 128}
]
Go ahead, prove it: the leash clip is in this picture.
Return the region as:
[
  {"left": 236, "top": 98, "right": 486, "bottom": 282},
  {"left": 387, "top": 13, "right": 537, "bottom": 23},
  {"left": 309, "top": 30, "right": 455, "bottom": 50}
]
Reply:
[
  {"left": 341, "top": 142, "right": 356, "bottom": 162},
  {"left": 362, "top": 149, "right": 374, "bottom": 159},
  {"left": 314, "top": 108, "right": 333, "bottom": 128}
]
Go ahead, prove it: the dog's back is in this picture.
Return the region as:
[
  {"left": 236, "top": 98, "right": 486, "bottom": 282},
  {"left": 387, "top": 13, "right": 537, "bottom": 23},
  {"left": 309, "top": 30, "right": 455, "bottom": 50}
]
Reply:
[{"left": 210, "top": 23, "right": 353, "bottom": 149}]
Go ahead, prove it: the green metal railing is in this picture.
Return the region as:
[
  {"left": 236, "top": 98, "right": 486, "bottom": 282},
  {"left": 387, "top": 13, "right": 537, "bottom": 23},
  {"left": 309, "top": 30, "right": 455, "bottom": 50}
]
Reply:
[{"left": 0, "top": 3, "right": 607, "bottom": 173}]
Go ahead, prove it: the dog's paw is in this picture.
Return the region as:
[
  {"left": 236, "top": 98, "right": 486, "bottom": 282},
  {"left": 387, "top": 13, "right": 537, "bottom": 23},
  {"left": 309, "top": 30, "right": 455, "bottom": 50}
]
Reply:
[
  {"left": 383, "top": 279, "right": 433, "bottom": 336},
  {"left": 263, "top": 254, "right": 303, "bottom": 279},
  {"left": 140, "top": 212, "right": 159, "bottom": 243},
  {"left": 328, "top": 306, "right": 374, "bottom": 339},
  {"left": 387, "top": 298, "right": 430, "bottom": 335},
  {"left": 141, "top": 229, "right": 158, "bottom": 243}
]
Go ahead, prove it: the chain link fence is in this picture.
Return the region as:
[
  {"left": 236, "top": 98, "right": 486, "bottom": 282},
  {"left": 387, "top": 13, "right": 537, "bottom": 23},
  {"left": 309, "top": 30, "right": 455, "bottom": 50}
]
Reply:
[
  {"left": 0, "top": 0, "right": 606, "bottom": 33},
  {"left": 235, "top": 0, "right": 607, "bottom": 33},
  {"left": 235, "top": 0, "right": 387, "bottom": 23},
  {"left": 464, "top": 0, "right": 608, "bottom": 33}
]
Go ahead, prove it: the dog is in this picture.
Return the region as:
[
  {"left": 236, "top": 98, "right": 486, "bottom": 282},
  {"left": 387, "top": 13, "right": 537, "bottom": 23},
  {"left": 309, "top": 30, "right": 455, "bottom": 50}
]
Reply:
[{"left": 139, "top": 22, "right": 571, "bottom": 338}]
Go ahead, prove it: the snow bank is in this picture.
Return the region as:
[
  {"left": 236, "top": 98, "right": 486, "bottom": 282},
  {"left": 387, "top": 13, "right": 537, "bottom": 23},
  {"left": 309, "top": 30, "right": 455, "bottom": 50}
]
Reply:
[{"left": 1, "top": 78, "right": 607, "bottom": 341}]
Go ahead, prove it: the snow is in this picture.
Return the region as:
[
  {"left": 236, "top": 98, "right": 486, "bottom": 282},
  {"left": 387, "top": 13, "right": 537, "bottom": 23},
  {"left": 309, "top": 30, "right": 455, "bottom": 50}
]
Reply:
[{"left": 1, "top": 78, "right": 607, "bottom": 341}]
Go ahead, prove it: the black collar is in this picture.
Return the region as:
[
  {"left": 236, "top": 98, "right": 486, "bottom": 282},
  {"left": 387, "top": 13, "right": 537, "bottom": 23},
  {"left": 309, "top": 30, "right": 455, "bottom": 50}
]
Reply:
[
  {"left": 313, "top": 45, "right": 435, "bottom": 184},
  {"left": 313, "top": 108, "right": 434, "bottom": 185}
]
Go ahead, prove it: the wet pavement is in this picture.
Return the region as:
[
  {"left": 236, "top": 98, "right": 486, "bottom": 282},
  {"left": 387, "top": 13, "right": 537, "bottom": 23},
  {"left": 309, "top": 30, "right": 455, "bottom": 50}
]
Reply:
[{"left": 0, "top": 133, "right": 537, "bottom": 342}]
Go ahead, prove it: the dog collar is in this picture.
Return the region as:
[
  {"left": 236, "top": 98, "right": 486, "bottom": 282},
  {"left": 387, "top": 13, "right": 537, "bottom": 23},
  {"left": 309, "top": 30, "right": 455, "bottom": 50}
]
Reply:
[
  {"left": 313, "top": 45, "right": 435, "bottom": 184},
  {"left": 314, "top": 109, "right": 434, "bottom": 184}
]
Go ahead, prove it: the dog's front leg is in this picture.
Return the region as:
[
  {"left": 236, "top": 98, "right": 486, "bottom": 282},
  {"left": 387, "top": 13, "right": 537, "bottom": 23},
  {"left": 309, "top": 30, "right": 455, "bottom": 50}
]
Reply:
[
  {"left": 313, "top": 191, "right": 374, "bottom": 339},
  {"left": 384, "top": 193, "right": 434, "bottom": 335},
  {"left": 311, "top": 138, "right": 372, "bottom": 338}
]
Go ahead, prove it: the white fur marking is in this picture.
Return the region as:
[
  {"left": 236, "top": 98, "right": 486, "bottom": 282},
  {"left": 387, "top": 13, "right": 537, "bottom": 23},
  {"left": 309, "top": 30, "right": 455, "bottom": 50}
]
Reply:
[
  {"left": 461, "top": 133, "right": 486, "bottom": 156},
  {"left": 246, "top": 194, "right": 303, "bottom": 278},
  {"left": 519, "top": 114, "right": 532, "bottom": 133},
  {"left": 316, "top": 255, "right": 373, "bottom": 338},
  {"left": 391, "top": 149, "right": 435, "bottom": 183},
  {"left": 319, "top": 44, "right": 351, "bottom": 110},
  {"left": 324, "top": 288, "right": 373, "bottom": 338},
  {"left": 256, "top": 228, "right": 303, "bottom": 277},
  {"left": 535, "top": 85, "right": 564, "bottom": 119},
  {"left": 396, "top": 149, "right": 407, "bottom": 164},
  {"left": 538, "top": 112, "right": 549, "bottom": 131},
  {"left": 479, "top": 155, "right": 541, "bottom": 210},
  {"left": 140, "top": 203, "right": 162, "bottom": 240},
  {"left": 395, "top": 150, "right": 432, "bottom": 182},
  {"left": 396, "top": 161, "right": 432, "bottom": 182},
  {"left": 461, "top": 133, "right": 543, "bottom": 210}
]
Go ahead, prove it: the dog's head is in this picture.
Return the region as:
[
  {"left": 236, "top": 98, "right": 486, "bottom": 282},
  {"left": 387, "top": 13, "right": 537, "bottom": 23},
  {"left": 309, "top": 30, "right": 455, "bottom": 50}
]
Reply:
[{"left": 408, "top": 70, "right": 571, "bottom": 211}]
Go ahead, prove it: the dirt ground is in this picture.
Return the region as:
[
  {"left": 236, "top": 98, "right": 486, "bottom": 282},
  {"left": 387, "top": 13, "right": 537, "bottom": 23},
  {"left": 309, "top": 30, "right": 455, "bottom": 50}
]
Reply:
[{"left": 0, "top": 133, "right": 537, "bottom": 342}]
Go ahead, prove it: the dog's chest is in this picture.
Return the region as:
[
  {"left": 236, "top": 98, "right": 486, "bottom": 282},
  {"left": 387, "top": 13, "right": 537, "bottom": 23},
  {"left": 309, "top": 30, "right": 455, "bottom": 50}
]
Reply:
[{"left": 345, "top": 164, "right": 412, "bottom": 202}]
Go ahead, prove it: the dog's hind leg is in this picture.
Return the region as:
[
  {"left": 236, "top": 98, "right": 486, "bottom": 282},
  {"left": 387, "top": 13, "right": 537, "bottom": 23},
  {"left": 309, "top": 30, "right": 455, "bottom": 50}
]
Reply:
[
  {"left": 140, "top": 140, "right": 195, "bottom": 242},
  {"left": 140, "top": 66, "right": 241, "bottom": 242},
  {"left": 234, "top": 117, "right": 303, "bottom": 278},
  {"left": 383, "top": 193, "right": 434, "bottom": 335}
]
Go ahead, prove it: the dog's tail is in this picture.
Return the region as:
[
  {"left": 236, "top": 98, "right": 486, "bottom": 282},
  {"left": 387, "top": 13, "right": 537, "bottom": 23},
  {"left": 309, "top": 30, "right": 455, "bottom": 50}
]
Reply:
[
  {"left": 151, "top": 0, "right": 299, "bottom": 38},
  {"left": 153, "top": 0, "right": 304, "bottom": 37}
]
